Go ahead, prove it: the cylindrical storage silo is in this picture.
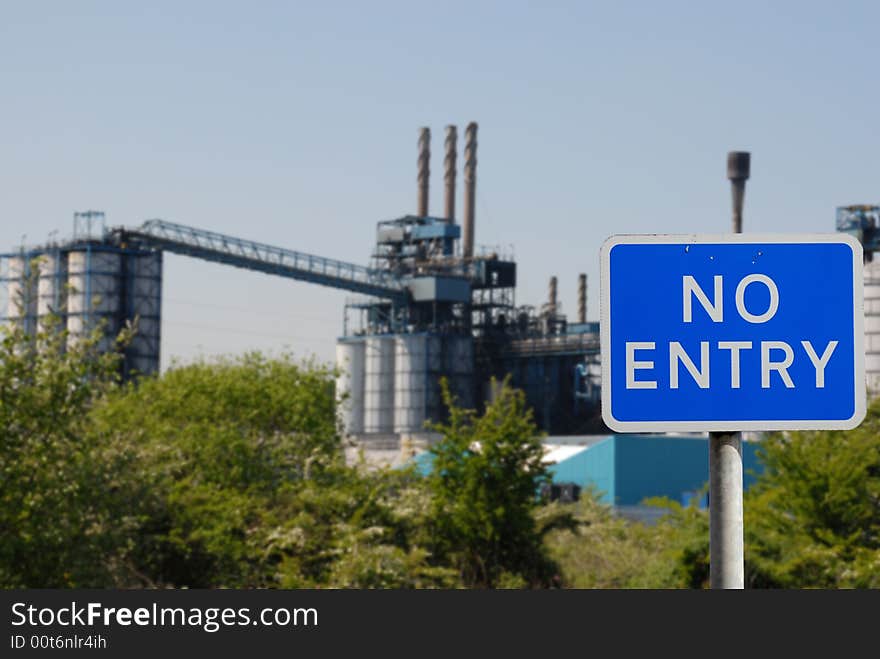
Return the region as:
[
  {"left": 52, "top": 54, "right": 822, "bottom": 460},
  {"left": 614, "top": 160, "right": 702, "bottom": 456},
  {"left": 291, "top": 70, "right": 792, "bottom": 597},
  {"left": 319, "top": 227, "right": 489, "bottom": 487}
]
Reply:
[
  {"left": 67, "top": 249, "right": 121, "bottom": 351},
  {"left": 423, "top": 335, "right": 443, "bottom": 423},
  {"left": 36, "top": 252, "right": 65, "bottom": 328},
  {"left": 864, "top": 259, "right": 880, "bottom": 396},
  {"left": 5, "top": 255, "right": 38, "bottom": 333},
  {"left": 394, "top": 334, "right": 427, "bottom": 433},
  {"left": 586, "top": 358, "right": 602, "bottom": 402},
  {"left": 126, "top": 251, "right": 162, "bottom": 376},
  {"left": 6, "top": 256, "right": 26, "bottom": 323},
  {"left": 0, "top": 258, "right": 6, "bottom": 323},
  {"left": 444, "top": 335, "right": 474, "bottom": 412},
  {"left": 363, "top": 336, "right": 395, "bottom": 433},
  {"left": 336, "top": 338, "right": 366, "bottom": 435}
]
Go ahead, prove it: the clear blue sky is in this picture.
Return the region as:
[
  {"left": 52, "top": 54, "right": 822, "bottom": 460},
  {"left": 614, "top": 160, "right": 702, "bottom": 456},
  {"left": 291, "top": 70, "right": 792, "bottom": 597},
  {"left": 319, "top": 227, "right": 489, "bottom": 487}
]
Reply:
[{"left": 2, "top": 1, "right": 877, "bottom": 369}]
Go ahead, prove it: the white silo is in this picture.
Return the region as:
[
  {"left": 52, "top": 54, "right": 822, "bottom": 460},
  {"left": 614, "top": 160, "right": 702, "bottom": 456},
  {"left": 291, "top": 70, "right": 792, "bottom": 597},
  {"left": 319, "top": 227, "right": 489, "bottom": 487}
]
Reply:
[
  {"left": 67, "top": 249, "right": 121, "bottom": 351},
  {"left": 127, "top": 251, "right": 162, "bottom": 375},
  {"left": 36, "top": 252, "right": 64, "bottom": 328},
  {"left": 363, "top": 336, "right": 395, "bottom": 433},
  {"left": 336, "top": 338, "right": 366, "bottom": 435},
  {"left": 5, "top": 256, "right": 37, "bottom": 332},
  {"left": 394, "top": 334, "right": 427, "bottom": 433}
]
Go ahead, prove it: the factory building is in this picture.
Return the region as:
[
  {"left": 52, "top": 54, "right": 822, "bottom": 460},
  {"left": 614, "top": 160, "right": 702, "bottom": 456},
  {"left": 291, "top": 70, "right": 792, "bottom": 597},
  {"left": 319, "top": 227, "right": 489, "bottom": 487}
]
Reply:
[
  {"left": 1, "top": 126, "right": 603, "bottom": 462},
  {"left": 411, "top": 434, "right": 763, "bottom": 520},
  {"left": 544, "top": 435, "right": 763, "bottom": 520}
]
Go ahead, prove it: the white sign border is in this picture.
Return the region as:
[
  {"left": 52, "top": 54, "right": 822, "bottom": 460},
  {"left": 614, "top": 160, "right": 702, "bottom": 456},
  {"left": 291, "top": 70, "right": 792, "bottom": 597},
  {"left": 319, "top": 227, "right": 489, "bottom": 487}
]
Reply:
[{"left": 599, "top": 233, "right": 867, "bottom": 432}]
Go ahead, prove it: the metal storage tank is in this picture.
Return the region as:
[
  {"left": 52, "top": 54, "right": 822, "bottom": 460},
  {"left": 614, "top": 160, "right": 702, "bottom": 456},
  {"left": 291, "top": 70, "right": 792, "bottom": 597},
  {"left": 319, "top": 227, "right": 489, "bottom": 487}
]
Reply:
[
  {"left": 363, "top": 335, "right": 395, "bottom": 433},
  {"left": 126, "top": 251, "right": 162, "bottom": 375},
  {"left": 440, "top": 335, "right": 474, "bottom": 413},
  {"left": 423, "top": 334, "right": 444, "bottom": 423},
  {"left": 336, "top": 338, "right": 366, "bottom": 435},
  {"left": 5, "top": 255, "right": 37, "bottom": 332},
  {"left": 583, "top": 357, "right": 602, "bottom": 402},
  {"left": 0, "top": 258, "right": 6, "bottom": 325},
  {"left": 36, "top": 252, "right": 65, "bottom": 327},
  {"left": 864, "top": 259, "right": 880, "bottom": 395},
  {"left": 66, "top": 249, "right": 121, "bottom": 351},
  {"left": 394, "top": 334, "right": 428, "bottom": 433}
]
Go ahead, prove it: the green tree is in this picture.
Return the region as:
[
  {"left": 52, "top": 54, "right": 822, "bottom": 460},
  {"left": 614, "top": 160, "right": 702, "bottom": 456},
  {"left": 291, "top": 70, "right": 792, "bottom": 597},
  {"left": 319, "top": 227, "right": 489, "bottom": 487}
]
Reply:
[
  {"left": 0, "top": 307, "right": 135, "bottom": 587},
  {"left": 87, "top": 353, "right": 344, "bottom": 587},
  {"left": 87, "top": 354, "right": 456, "bottom": 588},
  {"left": 745, "top": 406, "right": 880, "bottom": 588},
  {"left": 426, "top": 379, "right": 559, "bottom": 588},
  {"left": 545, "top": 490, "right": 709, "bottom": 589}
]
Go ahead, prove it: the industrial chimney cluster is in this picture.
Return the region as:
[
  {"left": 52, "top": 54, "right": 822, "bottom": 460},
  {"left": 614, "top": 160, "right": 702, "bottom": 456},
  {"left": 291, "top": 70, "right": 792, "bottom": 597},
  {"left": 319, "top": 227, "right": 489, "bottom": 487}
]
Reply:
[
  {"left": 334, "top": 123, "right": 602, "bottom": 462},
  {"left": 415, "top": 122, "right": 478, "bottom": 247}
]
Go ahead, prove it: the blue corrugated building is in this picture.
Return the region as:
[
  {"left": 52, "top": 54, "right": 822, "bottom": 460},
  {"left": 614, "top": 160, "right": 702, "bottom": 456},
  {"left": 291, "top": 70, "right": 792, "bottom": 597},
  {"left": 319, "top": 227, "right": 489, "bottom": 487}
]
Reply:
[
  {"left": 545, "top": 435, "right": 762, "bottom": 507},
  {"left": 412, "top": 434, "right": 764, "bottom": 515}
]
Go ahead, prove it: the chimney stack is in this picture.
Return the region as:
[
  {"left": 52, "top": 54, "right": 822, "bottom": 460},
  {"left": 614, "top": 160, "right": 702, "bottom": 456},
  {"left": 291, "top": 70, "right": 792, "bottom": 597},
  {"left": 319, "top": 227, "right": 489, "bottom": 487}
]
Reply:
[
  {"left": 462, "top": 122, "right": 478, "bottom": 258},
  {"left": 444, "top": 125, "right": 457, "bottom": 223},
  {"left": 417, "top": 127, "right": 431, "bottom": 217},
  {"left": 577, "top": 273, "right": 587, "bottom": 324},
  {"left": 548, "top": 276, "right": 558, "bottom": 316},
  {"left": 727, "top": 152, "right": 750, "bottom": 234}
]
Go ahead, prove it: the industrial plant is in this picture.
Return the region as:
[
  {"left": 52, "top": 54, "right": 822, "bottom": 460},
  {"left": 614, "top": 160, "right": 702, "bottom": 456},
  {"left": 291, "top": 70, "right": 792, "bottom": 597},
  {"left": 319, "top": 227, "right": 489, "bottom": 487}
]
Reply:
[
  {"left": 2, "top": 125, "right": 877, "bottom": 467},
  {"left": 0, "top": 123, "right": 603, "bottom": 464}
]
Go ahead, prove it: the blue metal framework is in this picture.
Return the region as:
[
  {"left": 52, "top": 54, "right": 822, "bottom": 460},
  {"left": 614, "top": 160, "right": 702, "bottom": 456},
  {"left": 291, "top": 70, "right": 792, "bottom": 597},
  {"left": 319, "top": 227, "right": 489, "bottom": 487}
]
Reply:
[
  {"left": 836, "top": 205, "right": 880, "bottom": 255},
  {"left": 114, "top": 219, "right": 408, "bottom": 302}
]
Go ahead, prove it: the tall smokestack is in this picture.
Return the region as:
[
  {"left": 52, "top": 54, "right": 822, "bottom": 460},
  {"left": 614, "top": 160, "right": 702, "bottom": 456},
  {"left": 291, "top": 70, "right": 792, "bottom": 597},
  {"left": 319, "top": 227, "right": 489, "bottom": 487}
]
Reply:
[
  {"left": 417, "top": 127, "right": 431, "bottom": 217},
  {"left": 548, "top": 276, "right": 558, "bottom": 315},
  {"left": 727, "top": 152, "right": 750, "bottom": 234},
  {"left": 577, "top": 273, "right": 587, "bottom": 324},
  {"left": 444, "top": 125, "right": 457, "bottom": 223},
  {"left": 462, "top": 122, "right": 478, "bottom": 258}
]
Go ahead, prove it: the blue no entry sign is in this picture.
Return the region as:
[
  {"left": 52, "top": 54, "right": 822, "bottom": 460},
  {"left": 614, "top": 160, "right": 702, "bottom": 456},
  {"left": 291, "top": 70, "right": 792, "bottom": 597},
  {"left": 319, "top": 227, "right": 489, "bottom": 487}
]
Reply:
[{"left": 600, "top": 234, "right": 865, "bottom": 432}]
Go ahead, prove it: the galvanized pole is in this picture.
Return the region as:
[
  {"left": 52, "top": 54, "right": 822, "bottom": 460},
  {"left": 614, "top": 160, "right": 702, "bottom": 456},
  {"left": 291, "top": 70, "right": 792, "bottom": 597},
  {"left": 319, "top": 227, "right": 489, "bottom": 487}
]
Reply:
[{"left": 709, "top": 151, "right": 750, "bottom": 589}]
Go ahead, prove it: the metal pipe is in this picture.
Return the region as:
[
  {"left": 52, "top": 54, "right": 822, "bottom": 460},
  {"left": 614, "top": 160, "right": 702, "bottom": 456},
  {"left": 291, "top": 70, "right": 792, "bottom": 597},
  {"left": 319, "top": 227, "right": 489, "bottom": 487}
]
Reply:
[
  {"left": 462, "top": 122, "right": 478, "bottom": 258},
  {"left": 444, "top": 125, "right": 457, "bottom": 223},
  {"left": 709, "top": 150, "right": 750, "bottom": 590},
  {"left": 548, "top": 276, "right": 558, "bottom": 315},
  {"left": 417, "top": 127, "right": 430, "bottom": 217},
  {"left": 577, "top": 273, "right": 587, "bottom": 324}
]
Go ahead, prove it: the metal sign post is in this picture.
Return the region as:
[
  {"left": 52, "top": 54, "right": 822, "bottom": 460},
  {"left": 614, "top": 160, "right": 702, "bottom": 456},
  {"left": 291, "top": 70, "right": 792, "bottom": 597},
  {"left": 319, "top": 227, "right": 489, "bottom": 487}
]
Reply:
[{"left": 709, "top": 152, "right": 749, "bottom": 589}]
